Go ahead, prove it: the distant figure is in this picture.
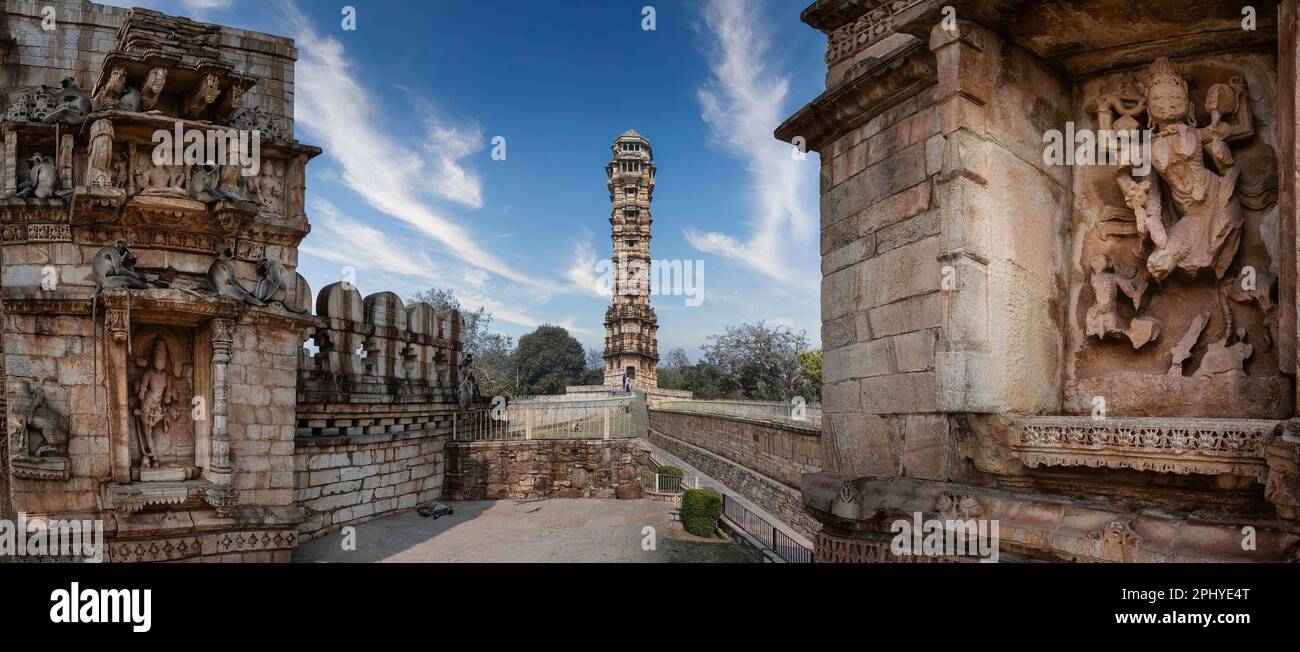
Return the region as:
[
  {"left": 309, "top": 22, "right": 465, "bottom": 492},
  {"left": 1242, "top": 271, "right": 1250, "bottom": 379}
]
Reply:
[{"left": 621, "top": 373, "right": 630, "bottom": 393}]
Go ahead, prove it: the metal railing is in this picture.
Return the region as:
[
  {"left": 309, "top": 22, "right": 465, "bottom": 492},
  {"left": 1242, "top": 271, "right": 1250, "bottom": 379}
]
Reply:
[
  {"left": 722, "top": 494, "right": 814, "bottom": 564},
  {"left": 453, "top": 394, "right": 648, "bottom": 441},
  {"left": 656, "top": 399, "right": 822, "bottom": 428},
  {"left": 640, "top": 469, "right": 701, "bottom": 494}
]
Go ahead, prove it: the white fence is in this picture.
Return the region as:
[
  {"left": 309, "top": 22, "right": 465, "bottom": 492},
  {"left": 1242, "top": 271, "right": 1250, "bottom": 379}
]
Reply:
[
  {"left": 453, "top": 395, "right": 648, "bottom": 441},
  {"left": 655, "top": 399, "right": 822, "bottom": 428}
]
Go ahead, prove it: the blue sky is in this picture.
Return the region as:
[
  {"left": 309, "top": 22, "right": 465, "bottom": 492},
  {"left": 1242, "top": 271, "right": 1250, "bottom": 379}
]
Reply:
[{"left": 109, "top": 0, "right": 826, "bottom": 358}]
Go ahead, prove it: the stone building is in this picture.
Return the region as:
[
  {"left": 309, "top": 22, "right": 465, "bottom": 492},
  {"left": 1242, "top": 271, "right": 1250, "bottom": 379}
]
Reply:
[
  {"left": 778, "top": 0, "right": 1300, "bottom": 561},
  {"left": 603, "top": 130, "right": 659, "bottom": 388},
  {"left": 0, "top": 2, "right": 468, "bottom": 562}
]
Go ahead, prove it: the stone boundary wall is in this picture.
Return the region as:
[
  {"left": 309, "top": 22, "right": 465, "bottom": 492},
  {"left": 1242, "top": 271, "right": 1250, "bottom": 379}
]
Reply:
[
  {"left": 647, "top": 426, "right": 820, "bottom": 539},
  {"left": 446, "top": 439, "right": 651, "bottom": 501},
  {"left": 293, "top": 282, "right": 469, "bottom": 541},
  {"left": 294, "top": 429, "right": 448, "bottom": 540},
  {"left": 648, "top": 409, "right": 821, "bottom": 488}
]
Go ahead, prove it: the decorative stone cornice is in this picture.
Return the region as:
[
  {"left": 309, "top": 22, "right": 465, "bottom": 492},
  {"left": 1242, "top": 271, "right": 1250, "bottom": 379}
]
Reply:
[
  {"left": 775, "top": 40, "right": 935, "bottom": 152},
  {"left": 822, "top": 0, "right": 928, "bottom": 66},
  {"left": 1012, "top": 416, "right": 1274, "bottom": 481}
]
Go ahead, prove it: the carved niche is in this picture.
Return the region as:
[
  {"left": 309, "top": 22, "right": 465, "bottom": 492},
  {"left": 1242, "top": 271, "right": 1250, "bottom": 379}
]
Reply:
[
  {"left": 128, "top": 327, "right": 195, "bottom": 481},
  {"left": 7, "top": 377, "right": 71, "bottom": 480},
  {"left": 1070, "top": 54, "right": 1286, "bottom": 419}
]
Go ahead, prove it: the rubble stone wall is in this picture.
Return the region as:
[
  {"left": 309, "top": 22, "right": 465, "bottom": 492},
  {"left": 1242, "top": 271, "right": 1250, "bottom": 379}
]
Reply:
[{"left": 445, "top": 438, "right": 651, "bottom": 501}]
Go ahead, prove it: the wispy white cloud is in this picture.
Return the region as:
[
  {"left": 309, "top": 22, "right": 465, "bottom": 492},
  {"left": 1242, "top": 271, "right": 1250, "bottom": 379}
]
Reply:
[
  {"left": 563, "top": 235, "right": 608, "bottom": 299},
  {"left": 687, "top": 0, "right": 817, "bottom": 289},
  {"left": 302, "top": 198, "right": 550, "bottom": 329},
  {"left": 299, "top": 198, "right": 442, "bottom": 285},
  {"left": 282, "top": 1, "right": 543, "bottom": 288},
  {"left": 180, "top": 0, "right": 232, "bottom": 11}
]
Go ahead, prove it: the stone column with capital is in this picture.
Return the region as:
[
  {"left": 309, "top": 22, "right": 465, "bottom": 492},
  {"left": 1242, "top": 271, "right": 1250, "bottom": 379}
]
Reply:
[{"left": 208, "top": 318, "right": 235, "bottom": 481}]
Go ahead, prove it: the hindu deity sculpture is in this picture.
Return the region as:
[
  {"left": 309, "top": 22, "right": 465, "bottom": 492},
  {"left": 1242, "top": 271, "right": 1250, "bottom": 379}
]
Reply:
[
  {"left": 1117, "top": 57, "right": 1253, "bottom": 282},
  {"left": 132, "top": 339, "right": 179, "bottom": 469}
]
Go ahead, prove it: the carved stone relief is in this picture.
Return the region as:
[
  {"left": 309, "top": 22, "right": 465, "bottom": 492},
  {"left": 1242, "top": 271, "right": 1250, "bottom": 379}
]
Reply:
[
  {"left": 128, "top": 328, "right": 194, "bottom": 480},
  {"left": 1071, "top": 54, "right": 1286, "bottom": 419}
]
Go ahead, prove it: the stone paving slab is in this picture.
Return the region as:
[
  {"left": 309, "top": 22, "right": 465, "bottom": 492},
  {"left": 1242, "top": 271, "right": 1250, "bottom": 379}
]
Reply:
[{"left": 293, "top": 498, "right": 752, "bottom": 563}]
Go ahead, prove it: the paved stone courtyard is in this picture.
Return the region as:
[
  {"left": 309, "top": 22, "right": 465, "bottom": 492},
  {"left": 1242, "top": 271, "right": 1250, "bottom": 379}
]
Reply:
[{"left": 293, "top": 499, "right": 753, "bottom": 563}]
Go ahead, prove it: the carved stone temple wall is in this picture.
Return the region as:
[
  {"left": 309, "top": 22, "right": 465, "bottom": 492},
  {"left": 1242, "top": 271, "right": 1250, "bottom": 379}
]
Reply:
[
  {"left": 778, "top": 0, "right": 1300, "bottom": 561},
  {"left": 0, "top": 2, "right": 470, "bottom": 561},
  {"left": 603, "top": 130, "right": 659, "bottom": 388}
]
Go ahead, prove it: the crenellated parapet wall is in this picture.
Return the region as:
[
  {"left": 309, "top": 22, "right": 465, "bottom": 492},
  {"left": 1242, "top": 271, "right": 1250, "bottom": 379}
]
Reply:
[
  {"left": 297, "top": 282, "right": 465, "bottom": 409},
  {"left": 292, "top": 282, "right": 470, "bottom": 539}
]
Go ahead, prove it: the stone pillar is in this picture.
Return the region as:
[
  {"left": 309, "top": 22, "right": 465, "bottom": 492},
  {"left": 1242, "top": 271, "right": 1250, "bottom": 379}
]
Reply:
[
  {"left": 929, "top": 19, "right": 997, "bottom": 412},
  {"left": 58, "top": 133, "right": 74, "bottom": 190},
  {"left": 4, "top": 130, "right": 17, "bottom": 196},
  {"left": 208, "top": 318, "right": 234, "bottom": 481},
  {"left": 104, "top": 308, "right": 132, "bottom": 483}
]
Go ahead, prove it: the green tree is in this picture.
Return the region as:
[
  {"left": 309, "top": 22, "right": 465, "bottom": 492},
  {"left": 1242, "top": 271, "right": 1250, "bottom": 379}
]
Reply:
[
  {"left": 515, "top": 325, "right": 587, "bottom": 395},
  {"left": 700, "top": 321, "right": 813, "bottom": 401},
  {"left": 409, "top": 288, "right": 517, "bottom": 396},
  {"left": 799, "top": 350, "right": 822, "bottom": 401}
]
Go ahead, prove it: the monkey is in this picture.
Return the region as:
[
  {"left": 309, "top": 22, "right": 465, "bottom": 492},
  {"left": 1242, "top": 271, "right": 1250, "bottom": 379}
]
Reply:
[
  {"left": 15, "top": 155, "right": 59, "bottom": 199},
  {"left": 190, "top": 163, "right": 241, "bottom": 203},
  {"left": 253, "top": 256, "right": 309, "bottom": 313},
  {"left": 92, "top": 240, "right": 152, "bottom": 290},
  {"left": 207, "top": 247, "right": 265, "bottom": 305},
  {"left": 118, "top": 86, "right": 143, "bottom": 113},
  {"left": 40, "top": 76, "right": 92, "bottom": 126}
]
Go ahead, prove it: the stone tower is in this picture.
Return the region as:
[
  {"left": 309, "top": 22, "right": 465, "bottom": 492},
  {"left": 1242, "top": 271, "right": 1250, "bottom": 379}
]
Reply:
[{"left": 603, "top": 130, "right": 659, "bottom": 388}]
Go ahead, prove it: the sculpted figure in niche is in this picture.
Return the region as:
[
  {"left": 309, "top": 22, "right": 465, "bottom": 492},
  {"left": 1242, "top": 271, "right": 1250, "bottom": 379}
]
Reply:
[
  {"left": 85, "top": 118, "right": 115, "bottom": 188},
  {"left": 132, "top": 339, "right": 180, "bottom": 469},
  {"left": 40, "top": 77, "right": 91, "bottom": 126},
  {"left": 134, "top": 152, "right": 186, "bottom": 197},
  {"left": 141, "top": 67, "right": 167, "bottom": 111},
  {"left": 1086, "top": 254, "right": 1161, "bottom": 349},
  {"left": 1116, "top": 58, "right": 1253, "bottom": 281},
  {"left": 252, "top": 160, "right": 283, "bottom": 214},
  {"left": 12, "top": 378, "right": 67, "bottom": 459}
]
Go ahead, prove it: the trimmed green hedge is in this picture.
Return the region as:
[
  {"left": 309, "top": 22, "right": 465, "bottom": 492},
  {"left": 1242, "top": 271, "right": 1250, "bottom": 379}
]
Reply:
[
  {"left": 657, "top": 465, "right": 684, "bottom": 478},
  {"left": 681, "top": 489, "right": 723, "bottom": 537}
]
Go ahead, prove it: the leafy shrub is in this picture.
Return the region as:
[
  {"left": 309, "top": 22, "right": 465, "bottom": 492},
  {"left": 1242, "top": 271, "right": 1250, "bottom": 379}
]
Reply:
[
  {"left": 657, "top": 465, "right": 685, "bottom": 492},
  {"left": 681, "top": 489, "right": 723, "bottom": 537}
]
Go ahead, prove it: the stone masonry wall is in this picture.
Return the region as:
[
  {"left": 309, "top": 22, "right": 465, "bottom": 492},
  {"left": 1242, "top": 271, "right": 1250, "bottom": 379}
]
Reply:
[
  {"left": 647, "top": 426, "right": 820, "bottom": 539},
  {"left": 817, "top": 82, "right": 948, "bottom": 481},
  {"left": 2, "top": 1, "right": 298, "bottom": 127},
  {"left": 295, "top": 430, "right": 447, "bottom": 540},
  {"left": 446, "top": 439, "right": 650, "bottom": 501},
  {"left": 648, "top": 409, "right": 820, "bottom": 488}
]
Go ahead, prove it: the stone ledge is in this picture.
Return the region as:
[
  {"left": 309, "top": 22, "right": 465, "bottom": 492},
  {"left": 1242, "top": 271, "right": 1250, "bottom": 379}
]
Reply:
[
  {"left": 1009, "top": 416, "right": 1274, "bottom": 481},
  {"left": 803, "top": 473, "right": 1300, "bottom": 562},
  {"left": 776, "top": 40, "right": 936, "bottom": 152}
]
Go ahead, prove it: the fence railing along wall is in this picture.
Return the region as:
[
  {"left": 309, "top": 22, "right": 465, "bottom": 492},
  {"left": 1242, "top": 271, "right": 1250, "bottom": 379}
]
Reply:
[
  {"left": 453, "top": 394, "right": 648, "bottom": 441},
  {"left": 724, "top": 495, "right": 814, "bottom": 563},
  {"left": 657, "top": 399, "right": 822, "bottom": 428}
]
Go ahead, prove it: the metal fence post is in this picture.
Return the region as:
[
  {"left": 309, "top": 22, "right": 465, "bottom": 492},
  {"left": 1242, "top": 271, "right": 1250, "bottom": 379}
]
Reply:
[
  {"left": 603, "top": 406, "right": 610, "bottom": 440},
  {"left": 525, "top": 408, "right": 533, "bottom": 440}
]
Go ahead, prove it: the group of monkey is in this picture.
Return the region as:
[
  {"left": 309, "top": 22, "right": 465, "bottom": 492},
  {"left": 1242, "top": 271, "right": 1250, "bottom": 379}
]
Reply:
[{"left": 93, "top": 239, "right": 307, "bottom": 314}]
